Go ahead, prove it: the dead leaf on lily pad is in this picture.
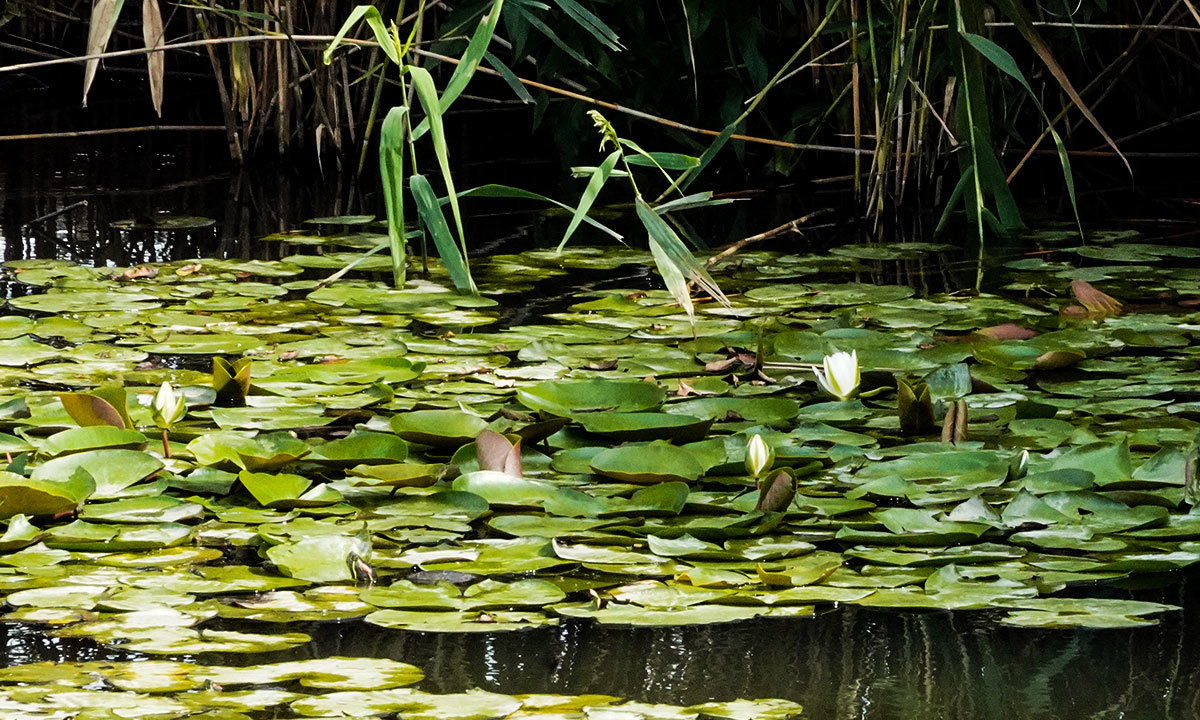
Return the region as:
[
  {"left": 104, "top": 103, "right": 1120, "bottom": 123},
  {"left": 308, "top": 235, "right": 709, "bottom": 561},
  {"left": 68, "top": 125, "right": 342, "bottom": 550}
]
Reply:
[{"left": 1070, "top": 280, "right": 1122, "bottom": 316}]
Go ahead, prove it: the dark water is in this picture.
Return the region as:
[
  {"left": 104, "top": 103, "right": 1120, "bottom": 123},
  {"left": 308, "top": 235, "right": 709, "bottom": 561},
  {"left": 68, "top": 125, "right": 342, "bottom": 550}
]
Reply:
[
  {"left": 305, "top": 572, "right": 1200, "bottom": 719},
  {"left": 5, "top": 120, "right": 1200, "bottom": 719},
  {"left": 2, "top": 573, "right": 1197, "bottom": 719}
]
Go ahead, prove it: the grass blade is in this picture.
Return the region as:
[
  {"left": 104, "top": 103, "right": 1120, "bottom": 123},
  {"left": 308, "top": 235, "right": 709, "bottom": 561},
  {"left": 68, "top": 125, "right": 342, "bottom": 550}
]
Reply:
[
  {"left": 323, "top": 5, "right": 399, "bottom": 66},
  {"left": 648, "top": 233, "right": 694, "bottom": 326},
  {"left": 483, "top": 51, "right": 534, "bottom": 103},
  {"left": 624, "top": 151, "right": 700, "bottom": 171},
  {"left": 379, "top": 105, "right": 409, "bottom": 287},
  {"left": 457, "top": 183, "right": 622, "bottom": 240},
  {"left": 413, "top": 0, "right": 505, "bottom": 140},
  {"left": 411, "top": 174, "right": 475, "bottom": 293},
  {"left": 319, "top": 239, "right": 390, "bottom": 288},
  {"left": 409, "top": 65, "right": 472, "bottom": 290},
  {"left": 520, "top": 7, "right": 592, "bottom": 68},
  {"left": 653, "top": 192, "right": 733, "bottom": 214},
  {"left": 993, "top": 0, "right": 1129, "bottom": 175},
  {"left": 635, "top": 198, "right": 728, "bottom": 308},
  {"left": 549, "top": 0, "right": 622, "bottom": 50},
  {"left": 142, "top": 0, "right": 164, "bottom": 116},
  {"left": 83, "top": 0, "right": 126, "bottom": 106},
  {"left": 670, "top": 0, "right": 842, "bottom": 195},
  {"left": 963, "top": 32, "right": 1082, "bottom": 237},
  {"left": 559, "top": 150, "right": 620, "bottom": 250}
]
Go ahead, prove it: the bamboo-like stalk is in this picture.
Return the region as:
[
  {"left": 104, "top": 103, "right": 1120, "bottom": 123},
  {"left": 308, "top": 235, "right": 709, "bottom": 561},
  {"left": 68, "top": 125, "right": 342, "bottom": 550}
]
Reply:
[{"left": 0, "top": 125, "right": 226, "bottom": 141}]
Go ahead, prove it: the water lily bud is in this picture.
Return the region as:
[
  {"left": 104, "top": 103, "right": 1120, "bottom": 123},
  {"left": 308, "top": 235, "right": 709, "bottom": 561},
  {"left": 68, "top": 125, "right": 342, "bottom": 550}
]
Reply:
[
  {"left": 814, "top": 350, "right": 860, "bottom": 402},
  {"left": 745, "top": 434, "right": 775, "bottom": 479},
  {"left": 152, "top": 381, "right": 186, "bottom": 428}
]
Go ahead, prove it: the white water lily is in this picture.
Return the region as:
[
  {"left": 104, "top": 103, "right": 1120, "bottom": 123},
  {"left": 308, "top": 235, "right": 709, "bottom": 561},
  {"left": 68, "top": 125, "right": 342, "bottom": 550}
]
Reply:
[
  {"left": 151, "top": 381, "right": 186, "bottom": 429},
  {"left": 745, "top": 434, "right": 775, "bottom": 479},
  {"left": 814, "top": 350, "right": 860, "bottom": 401}
]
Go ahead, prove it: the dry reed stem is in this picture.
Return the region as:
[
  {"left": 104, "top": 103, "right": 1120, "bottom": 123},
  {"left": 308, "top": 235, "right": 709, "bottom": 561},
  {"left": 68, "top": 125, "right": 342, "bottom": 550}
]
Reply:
[{"left": 0, "top": 125, "right": 226, "bottom": 142}]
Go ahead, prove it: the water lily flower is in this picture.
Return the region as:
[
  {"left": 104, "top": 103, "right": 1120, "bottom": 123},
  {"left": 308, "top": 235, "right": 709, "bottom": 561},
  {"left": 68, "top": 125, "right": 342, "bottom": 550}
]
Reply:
[
  {"left": 152, "top": 382, "right": 186, "bottom": 428},
  {"left": 745, "top": 434, "right": 775, "bottom": 479},
  {"left": 150, "top": 382, "right": 186, "bottom": 459},
  {"left": 814, "top": 350, "right": 860, "bottom": 401}
]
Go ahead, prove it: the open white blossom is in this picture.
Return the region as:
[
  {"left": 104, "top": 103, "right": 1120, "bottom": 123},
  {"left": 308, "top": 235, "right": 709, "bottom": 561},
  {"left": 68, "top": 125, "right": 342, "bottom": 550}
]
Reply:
[{"left": 814, "top": 350, "right": 860, "bottom": 402}]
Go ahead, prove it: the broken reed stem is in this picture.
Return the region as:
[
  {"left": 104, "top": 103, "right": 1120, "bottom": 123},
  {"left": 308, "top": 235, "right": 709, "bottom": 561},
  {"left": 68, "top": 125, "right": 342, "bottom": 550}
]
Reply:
[
  {"left": 0, "top": 125, "right": 226, "bottom": 142},
  {"left": 927, "top": 20, "right": 1200, "bottom": 33},
  {"left": 704, "top": 208, "right": 835, "bottom": 267},
  {"left": 19, "top": 200, "right": 88, "bottom": 228}
]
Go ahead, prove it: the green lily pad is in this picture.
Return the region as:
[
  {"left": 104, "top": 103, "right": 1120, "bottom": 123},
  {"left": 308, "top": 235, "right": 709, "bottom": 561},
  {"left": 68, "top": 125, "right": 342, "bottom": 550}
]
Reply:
[
  {"left": 308, "top": 431, "right": 408, "bottom": 466},
  {"left": 140, "top": 334, "right": 267, "bottom": 355},
  {"left": 271, "top": 357, "right": 424, "bottom": 385},
  {"left": 0, "top": 336, "right": 68, "bottom": 364},
  {"left": 390, "top": 409, "right": 488, "bottom": 448},
  {"left": 41, "top": 427, "right": 147, "bottom": 456},
  {"left": 667, "top": 397, "right": 800, "bottom": 425},
  {"left": 10, "top": 291, "right": 162, "bottom": 314},
  {"left": 347, "top": 462, "right": 449, "bottom": 488},
  {"left": 517, "top": 379, "right": 665, "bottom": 416},
  {"left": 201, "top": 657, "right": 423, "bottom": 690},
  {"left": 575, "top": 412, "right": 713, "bottom": 442},
  {"left": 80, "top": 497, "right": 204, "bottom": 524},
  {"left": 590, "top": 441, "right": 705, "bottom": 484},
  {"left": 452, "top": 471, "right": 603, "bottom": 516},
  {"left": 187, "top": 431, "right": 310, "bottom": 471},
  {"left": 31, "top": 449, "right": 162, "bottom": 497},
  {"left": 266, "top": 535, "right": 360, "bottom": 582},
  {"left": 552, "top": 601, "right": 772, "bottom": 626},
  {"left": 238, "top": 471, "right": 313, "bottom": 508},
  {"left": 0, "top": 470, "right": 94, "bottom": 519},
  {"left": 44, "top": 519, "right": 193, "bottom": 550},
  {"left": 364, "top": 609, "right": 557, "bottom": 633}
]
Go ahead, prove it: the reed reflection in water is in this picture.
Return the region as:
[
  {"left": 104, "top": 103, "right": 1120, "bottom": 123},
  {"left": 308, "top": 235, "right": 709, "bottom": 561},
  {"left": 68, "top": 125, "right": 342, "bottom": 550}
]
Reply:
[{"left": 299, "top": 572, "right": 1200, "bottom": 720}]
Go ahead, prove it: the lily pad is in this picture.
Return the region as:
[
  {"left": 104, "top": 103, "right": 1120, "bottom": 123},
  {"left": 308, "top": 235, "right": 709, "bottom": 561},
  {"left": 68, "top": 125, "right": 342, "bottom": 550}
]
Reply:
[
  {"left": 390, "top": 410, "right": 489, "bottom": 448},
  {"left": 517, "top": 379, "right": 666, "bottom": 416},
  {"left": 590, "top": 441, "right": 706, "bottom": 484},
  {"left": 41, "top": 427, "right": 147, "bottom": 456},
  {"left": 31, "top": 449, "right": 162, "bottom": 497},
  {"left": 308, "top": 431, "right": 409, "bottom": 466},
  {"left": 0, "top": 470, "right": 94, "bottom": 519},
  {"left": 575, "top": 412, "right": 713, "bottom": 442}
]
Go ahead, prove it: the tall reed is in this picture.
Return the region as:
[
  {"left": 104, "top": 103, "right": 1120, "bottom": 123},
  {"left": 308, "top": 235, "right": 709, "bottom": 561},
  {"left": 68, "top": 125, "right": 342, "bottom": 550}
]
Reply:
[{"left": 5, "top": 0, "right": 1197, "bottom": 238}]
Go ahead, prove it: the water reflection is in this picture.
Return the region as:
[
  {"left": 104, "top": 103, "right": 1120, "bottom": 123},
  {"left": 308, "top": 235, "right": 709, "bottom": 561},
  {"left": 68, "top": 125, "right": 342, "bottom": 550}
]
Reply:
[
  {"left": 5, "top": 596, "right": 1194, "bottom": 718},
  {"left": 286, "top": 573, "right": 1200, "bottom": 719},
  {"left": 0, "top": 622, "right": 142, "bottom": 667},
  {"left": 0, "top": 133, "right": 366, "bottom": 266}
]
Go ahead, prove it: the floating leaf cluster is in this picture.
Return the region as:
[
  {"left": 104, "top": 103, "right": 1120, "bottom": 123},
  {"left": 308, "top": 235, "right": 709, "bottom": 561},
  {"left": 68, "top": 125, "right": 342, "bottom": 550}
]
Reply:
[
  {"left": 0, "top": 231, "right": 1193, "bottom": 680},
  {"left": 0, "top": 656, "right": 803, "bottom": 719}
]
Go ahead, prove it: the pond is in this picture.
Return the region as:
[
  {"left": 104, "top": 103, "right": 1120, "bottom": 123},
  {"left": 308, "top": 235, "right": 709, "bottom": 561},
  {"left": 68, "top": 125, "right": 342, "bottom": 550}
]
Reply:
[{"left": 1, "top": 134, "right": 1200, "bottom": 719}]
